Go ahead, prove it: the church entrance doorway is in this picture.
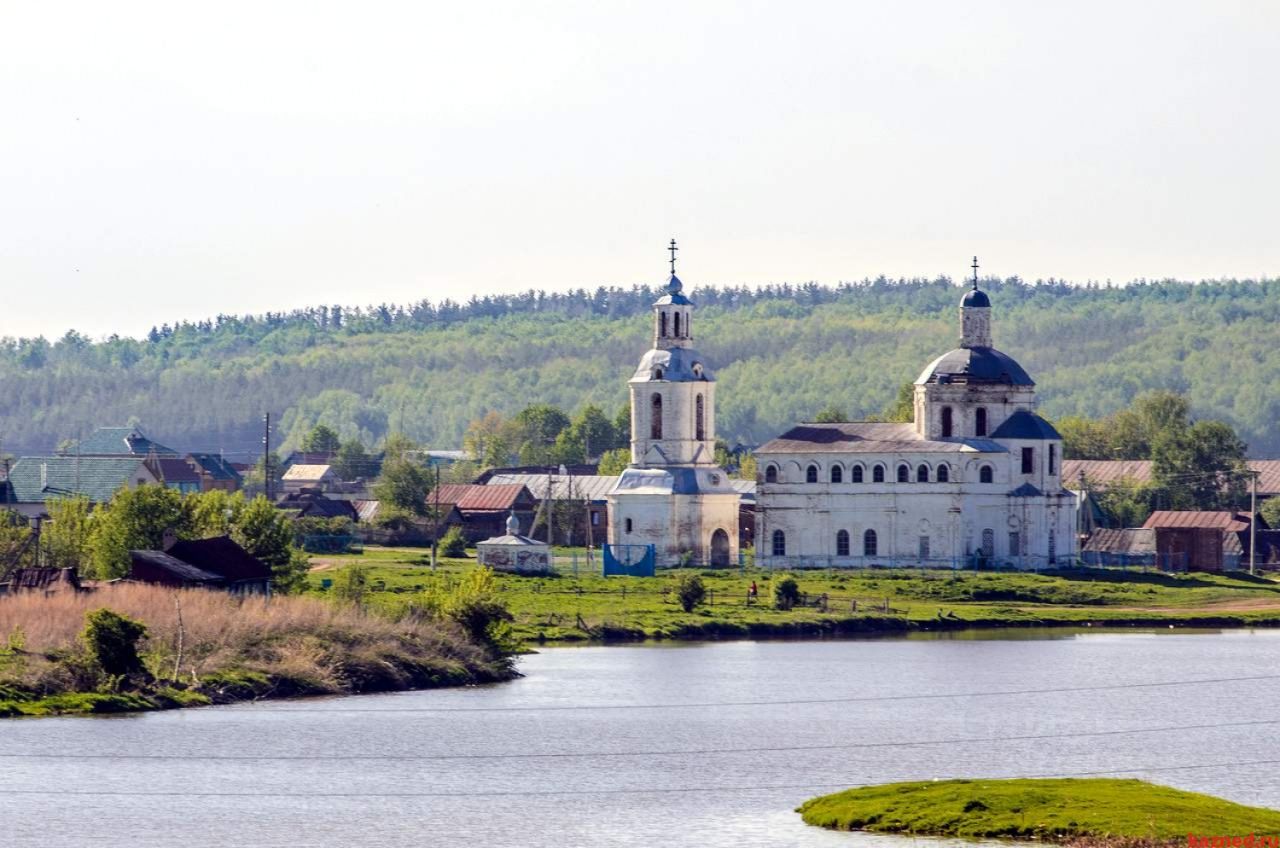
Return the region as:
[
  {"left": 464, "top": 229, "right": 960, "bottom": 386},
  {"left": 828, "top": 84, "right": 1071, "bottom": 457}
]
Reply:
[{"left": 710, "top": 529, "right": 731, "bottom": 567}]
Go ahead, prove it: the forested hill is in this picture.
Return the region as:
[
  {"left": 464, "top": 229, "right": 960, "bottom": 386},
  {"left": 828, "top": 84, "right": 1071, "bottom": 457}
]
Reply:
[{"left": 3, "top": 276, "right": 1280, "bottom": 459}]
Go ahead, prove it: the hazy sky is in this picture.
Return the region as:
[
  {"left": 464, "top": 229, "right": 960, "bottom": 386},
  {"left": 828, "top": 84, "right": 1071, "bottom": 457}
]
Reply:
[{"left": 2, "top": 1, "right": 1277, "bottom": 340}]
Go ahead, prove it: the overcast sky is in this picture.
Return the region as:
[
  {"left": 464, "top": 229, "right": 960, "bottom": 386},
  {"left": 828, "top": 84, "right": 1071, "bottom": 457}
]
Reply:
[{"left": 2, "top": 1, "right": 1276, "bottom": 340}]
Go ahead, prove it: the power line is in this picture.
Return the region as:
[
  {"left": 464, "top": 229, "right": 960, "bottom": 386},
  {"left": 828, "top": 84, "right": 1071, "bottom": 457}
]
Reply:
[
  {"left": 195, "top": 672, "right": 1280, "bottom": 714},
  {"left": 2, "top": 717, "right": 1277, "bottom": 763},
  {"left": 6, "top": 757, "right": 1280, "bottom": 799}
]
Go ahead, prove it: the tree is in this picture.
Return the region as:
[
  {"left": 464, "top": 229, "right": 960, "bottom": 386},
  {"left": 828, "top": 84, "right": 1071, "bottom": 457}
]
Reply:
[
  {"left": 1094, "top": 477, "right": 1159, "bottom": 528},
  {"left": 301, "top": 424, "right": 341, "bottom": 454},
  {"left": 676, "top": 574, "right": 706, "bottom": 612},
  {"left": 1261, "top": 497, "right": 1280, "bottom": 530},
  {"left": 613, "top": 404, "right": 632, "bottom": 445},
  {"left": 86, "top": 485, "right": 193, "bottom": 579},
  {"left": 0, "top": 512, "right": 33, "bottom": 575},
  {"left": 1056, "top": 415, "right": 1112, "bottom": 460},
  {"left": 513, "top": 404, "right": 571, "bottom": 464},
  {"left": 463, "top": 411, "right": 517, "bottom": 468},
  {"left": 233, "top": 495, "right": 309, "bottom": 593},
  {"left": 597, "top": 448, "right": 630, "bottom": 476},
  {"left": 188, "top": 489, "right": 245, "bottom": 537},
  {"left": 774, "top": 577, "right": 801, "bottom": 610},
  {"left": 1152, "top": 419, "right": 1248, "bottom": 510},
  {"left": 373, "top": 454, "right": 432, "bottom": 518},
  {"left": 439, "top": 525, "right": 467, "bottom": 557},
  {"left": 735, "top": 453, "right": 758, "bottom": 481},
  {"left": 814, "top": 405, "right": 849, "bottom": 423},
  {"left": 556, "top": 405, "right": 616, "bottom": 463},
  {"left": 332, "top": 438, "right": 373, "bottom": 480},
  {"left": 42, "top": 496, "right": 92, "bottom": 570},
  {"left": 81, "top": 608, "right": 148, "bottom": 680},
  {"left": 869, "top": 383, "right": 914, "bottom": 423}
]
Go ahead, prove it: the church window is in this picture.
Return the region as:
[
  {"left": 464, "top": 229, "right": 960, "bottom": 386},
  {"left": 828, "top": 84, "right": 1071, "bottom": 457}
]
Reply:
[
  {"left": 916, "top": 464, "right": 929, "bottom": 483},
  {"left": 806, "top": 464, "right": 819, "bottom": 483},
  {"left": 919, "top": 536, "right": 930, "bottom": 560},
  {"left": 863, "top": 529, "right": 878, "bottom": 557},
  {"left": 897, "top": 464, "right": 909, "bottom": 483},
  {"left": 765, "top": 464, "right": 778, "bottom": 483},
  {"left": 937, "top": 464, "right": 949, "bottom": 482},
  {"left": 650, "top": 394, "right": 663, "bottom": 439},
  {"left": 873, "top": 464, "right": 885, "bottom": 483},
  {"left": 830, "top": 465, "right": 843, "bottom": 483},
  {"left": 695, "top": 394, "right": 705, "bottom": 441},
  {"left": 1021, "top": 447, "right": 1034, "bottom": 474},
  {"left": 981, "top": 529, "right": 994, "bottom": 557},
  {"left": 625, "top": 518, "right": 633, "bottom": 534},
  {"left": 852, "top": 464, "right": 864, "bottom": 483},
  {"left": 980, "top": 465, "right": 993, "bottom": 484},
  {"left": 1009, "top": 531, "right": 1022, "bottom": 558},
  {"left": 654, "top": 368, "right": 663, "bottom": 380},
  {"left": 836, "top": 529, "right": 850, "bottom": 557},
  {"left": 674, "top": 312, "right": 682, "bottom": 338},
  {"left": 975, "top": 408, "right": 987, "bottom": 437},
  {"left": 941, "top": 406, "right": 953, "bottom": 438},
  {"left": 1049, "top": 443, "right": 1057, "bottom": 475},
  {"left": 659, "top": 312, "right": 668, "bottom": 338},
  {"left": 772, "top": 529, "right": 786, "bottom": 557},
  {"left": 1048, "top": 528, "right": 1057, "bottom": 565}
]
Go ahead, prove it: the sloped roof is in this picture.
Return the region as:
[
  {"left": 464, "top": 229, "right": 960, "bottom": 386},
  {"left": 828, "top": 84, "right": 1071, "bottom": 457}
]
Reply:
[
  {"left": 5, "top": 456, "right": 149, "bottom": 504},
  {"left": 352, "top": 499, "right": 381, "bottom": 522},
  {"left": 1063, "top": 460, "right": 1280, "bottom": 496},
  {"left": 7, "top": 568, "right": 80, "bottom": 591},
  {"left": 990, "top": 410, "right": 1062, "bottom": 440},
  {"left": 916, "top": 347, "right": 1034, "bottom": 387},
  {"left": 166, "top": 536, "right": 271, "bottom": 583},
  {"left": 1142, "top": 511, "right": 1251, "bottom": 531},
  {"left": 188, "top": 453, "right": 242, "bottom": 482},
  {"left": 434, "top": 483, "right": 530, "bottom": 512},
  {"left": 129, "top": 550, "right": 223, "bottom": 583},
  {"left": 283, "top": 464, "right": 334, "bottom": 481},
  {"left": 1083, "top": 528, "right": 1157, "bottom": 554},
  {"left": 155, "top": 457, "right": 201, "bottom": 484},
  {"left": 487, "top": 474, "right": 621, "bottom": 501},
  {"left": 77, "top": 427, "right": 177, "bottom": 457},
  {"left": 756, "top": 422, "right": 1006, "bottom": 455}
]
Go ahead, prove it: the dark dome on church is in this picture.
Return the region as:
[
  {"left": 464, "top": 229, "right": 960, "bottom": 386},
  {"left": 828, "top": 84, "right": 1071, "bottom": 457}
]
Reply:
[
  {"left": 961, "top": 288, "right": 991, "bottom": 308},
  {"left": 915, "top": 346, "right": 1034, "bottom": 387}
]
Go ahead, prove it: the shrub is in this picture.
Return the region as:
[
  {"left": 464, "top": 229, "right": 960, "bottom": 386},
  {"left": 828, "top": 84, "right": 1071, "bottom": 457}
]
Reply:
[
  {"left": 775, "top": 577, "right": 801, "bottom": 610},
  {"left": 440, "top": 526, "right": 468, "bottom": 558},
  {"left": 676, "top": 575, "right": 706, "bottom": 612},
  {"left": 442, "top": 567, "right": 517, "bottom": 664},
  {"left": 81, "top": 608, "right": 148, "bottom": 680},
  {"left": 334, "top": 564, "right": 369, "bottom": 604}
]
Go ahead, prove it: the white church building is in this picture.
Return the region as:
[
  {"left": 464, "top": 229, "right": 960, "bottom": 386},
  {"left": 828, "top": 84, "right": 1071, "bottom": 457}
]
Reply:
[
  {"left": 755, "top": 270, "right": 1077, "bottom": 570},
  {"left": 606, "top": 244, "right": 740, "bottom": 567}
]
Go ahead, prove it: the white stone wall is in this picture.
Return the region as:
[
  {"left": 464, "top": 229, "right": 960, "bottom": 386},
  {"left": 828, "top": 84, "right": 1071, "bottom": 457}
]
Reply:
[
  {"left": 629, "top": 378, "right": 717, "bottom": 467},
  {"left": 607, "top": 490, "right": 740, "bottom": 567}
]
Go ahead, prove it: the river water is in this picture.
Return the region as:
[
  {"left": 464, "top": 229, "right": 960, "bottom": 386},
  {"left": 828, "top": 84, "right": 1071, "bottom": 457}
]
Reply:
[{"left": 4, "top": 630, "right": 1280, "bottom": 847}]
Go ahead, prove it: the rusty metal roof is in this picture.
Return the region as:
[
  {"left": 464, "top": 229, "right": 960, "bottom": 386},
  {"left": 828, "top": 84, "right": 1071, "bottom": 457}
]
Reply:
[
  {"left": 1064, "top": 459, "right": 1280, "bottom": 496},
  {"left": 434, "top": 483, "right": 530, "bottom": 512},
  {"left": 1142, "top": 511, "right": 1251, "bottom": 531}
]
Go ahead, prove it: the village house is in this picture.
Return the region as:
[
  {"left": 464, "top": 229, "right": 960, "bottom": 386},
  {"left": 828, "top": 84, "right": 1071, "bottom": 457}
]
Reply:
[
  {"left": 282, "top": 464, "right": 339, "bottom": 494},
  {"left": 186, "top": 453, "right": 243, "bottom": 492},
  {"left": 755, "top": 268, "right": 1077, "bottom": 569},
  {"left": 0, "top": 455, "right": 162, "bottom": 519},
  {"left": 128, "top": 532, "right": 272, "bottom": 594},
  {"left": 1139, "top": 510, "right": 1265, "bottom": 572},
  {"left": 432, "top": 483, "right": 538, "bottom": 543},
  {"left": 0, "top": 567, "right": 83, "bottom": 597}
]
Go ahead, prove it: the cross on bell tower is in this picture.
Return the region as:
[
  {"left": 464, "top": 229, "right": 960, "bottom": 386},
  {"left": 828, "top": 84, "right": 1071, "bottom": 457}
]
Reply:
[
  {"left": 971, "top": 255, "right": 980, "bottom": 290},
  {"left": 669, "top": 239, "right": 679, "bottom": 276}
]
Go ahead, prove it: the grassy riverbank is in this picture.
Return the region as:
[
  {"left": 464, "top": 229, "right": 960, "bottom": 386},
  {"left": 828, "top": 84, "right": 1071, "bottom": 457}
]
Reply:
[
  {"left": 307, "top": 547, "right": 1280, "bottom": 643},
  {"left": 797, "top": 778, "right": 1280, "bottom": 843},
  {"left": 0, "top": 582, "right": 514, "bottom": 717}
]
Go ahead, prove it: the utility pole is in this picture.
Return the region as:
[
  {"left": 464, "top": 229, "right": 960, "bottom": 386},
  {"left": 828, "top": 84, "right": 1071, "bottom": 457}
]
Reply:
[
  {"left": 262, "top": 413, "right": 272, "bottom": 501},
  {"left": 1250, "top": 469, "right": 1258, "bottom": 576},
  {"left": 430, "top": 463, "right": 440, "bottom": 570}
]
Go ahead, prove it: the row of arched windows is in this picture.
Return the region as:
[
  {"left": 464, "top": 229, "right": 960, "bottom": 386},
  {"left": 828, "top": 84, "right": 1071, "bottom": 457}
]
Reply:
[
  {"left": 771, "top": 528, "right": 878, "bottom": 557},
  {"left": 939, "top": 405, "right": 988, "bottom": 438},
  {"left": 766, "top": 462, "right": 996, "bottom": 484},
  {"left": 648, "top": 392, "right": 706, "bottom": 441},
  {"left": 657, "top": 310, "right": 689, "bottom": 339}
]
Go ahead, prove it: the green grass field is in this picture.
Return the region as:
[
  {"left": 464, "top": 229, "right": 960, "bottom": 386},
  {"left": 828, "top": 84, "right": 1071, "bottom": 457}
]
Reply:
[
  {"left": 307, "top": 546, "right": 1280, "bottom": 644},
  {"left": 797, "top": 778, "right": 1280, "bottom": 842}
]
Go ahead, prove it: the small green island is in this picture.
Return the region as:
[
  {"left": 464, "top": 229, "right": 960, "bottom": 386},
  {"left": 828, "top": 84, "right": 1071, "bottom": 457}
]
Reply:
[{"left": 798, "top": 778, "right": 1280, "bottom": 845}]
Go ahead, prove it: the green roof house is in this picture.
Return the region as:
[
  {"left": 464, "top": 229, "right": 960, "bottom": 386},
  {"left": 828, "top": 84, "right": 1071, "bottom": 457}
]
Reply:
[
  {"left": 73, "top": 426, "right": 178, "bottom": 457},
  {"left": 0, "top": 455, "right": 161, "bottom": 518}
]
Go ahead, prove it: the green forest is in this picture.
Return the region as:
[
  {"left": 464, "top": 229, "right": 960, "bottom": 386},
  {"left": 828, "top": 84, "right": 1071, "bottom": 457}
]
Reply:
[{"left": 2, "top": 276, "right": 1280, "bottom": 460}]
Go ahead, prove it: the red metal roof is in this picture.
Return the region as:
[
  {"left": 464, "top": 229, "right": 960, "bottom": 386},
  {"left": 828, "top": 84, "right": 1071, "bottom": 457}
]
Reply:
[
  {"left": 1142, "top": 511, "right": 1251, "bottom": 531},
  {"left": 1065, "top": 459, "right": 1280, "bottom": 495},
  {"left": 433, "top": 483, "right": 528, "bottom": 512}
]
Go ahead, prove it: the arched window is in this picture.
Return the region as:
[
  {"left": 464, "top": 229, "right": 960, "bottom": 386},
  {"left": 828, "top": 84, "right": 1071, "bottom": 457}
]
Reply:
[
  {"left": 941, "top": 406, "right": 953, "bottom": 438},
  {"left": 806, "top": 464, "right": 819, "bottom": 483},
  {"left": 836, "top": 529, "right": 850, "bottom": 557},
  {"left": 981, "top": 528, "right": 994, "bottom": 557},
  {"left": 659, "top": 312, "right": 668, "bottom": 338},
  {"left": 830, "top": 465, "right": 843, "bottom": 483},
  {"left": 897, "top": 464, "right": 909, "bottom": 483},
  {"left": 772, "top": 529, "right": 786, "bottom": 557},
  {"left": 674, "top": 312, "right": 682, "bottom": 338},
  {"left": 654, "top": 368, "right": 663, "bottom": 380},
  {"left": 979, "top": 465, "right": 993, "bottom": 484},
  {"left": 937, "top": 464, "right": 949, "bottom": 483},
  {"left": 975, "top": 407, "right": 987, "bottom": 437},
  {"left": 916, "top": 464, "right": 929, "bottom": 483},
  {"left": 625, "top": 518, "right": 633, "bottom": 534},
  {"left": 695, "top": 394, "right": 705, "bottom": 441},
  {"left": 873, "top": 464, "right": 885, "bottom": 483},
  {"left": 852, "top": 464, "right": 864, "bottom": 483},
  {"left": 863, "top": 529, "right": 878, "bottom": 557},
  {"left": 650, "top": 393, "right": 663, "bottom": 440},
  {"left": 765, "top": 464, "right": 778, "bottom": 483}
]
